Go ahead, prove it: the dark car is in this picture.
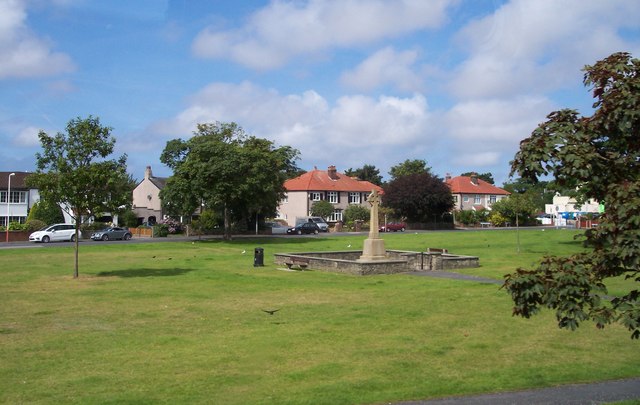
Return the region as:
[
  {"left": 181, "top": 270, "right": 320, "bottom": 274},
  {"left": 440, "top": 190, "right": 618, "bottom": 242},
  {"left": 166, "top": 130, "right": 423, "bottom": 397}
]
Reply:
[
  {"left": 90, "top": 227, "right": 132, "bottom": 241},
  {"left": 287, "top": 222, "right": 320, "bottom": 235},
  {"left": 379, "top": 222, "right": 406, "bottom": 232}
]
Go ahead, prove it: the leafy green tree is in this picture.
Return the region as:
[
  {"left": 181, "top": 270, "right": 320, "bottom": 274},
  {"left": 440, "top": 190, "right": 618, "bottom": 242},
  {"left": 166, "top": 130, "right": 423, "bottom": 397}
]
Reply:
[
  {"left": 388, "top": 159, "right": 431, "bottom": 181},
  {"left": 383, "top": 172, "right": 453, "bottom": 222},
  {"left": 489, "top": 193, "right": 538, "bottom": 226},
  {"left": 310, "top": 200, "right": 334, "bottom": 220},
  {"left": 27, "top": 199, "right": 64, "bottom": 225},
  {"left": 27, "top": 116, "right": 131, "bottom": 278},
  {"left": 344, "top": 164, "right": 383, "bottom": 186},
  {"left": 502, "top": 177, "right": 555, "bottom": 212},
  {"left": 343, "top": 204, "right": 369, "bottom": 223},
  {"left": 160, "top": 122, "right": 299, "bottom": 240},
  {"left": 504, "top": 52, "right": 640, "bottom": 339},
  {"left": 460, "top": 172, "right": 495, "bottom": 185}
]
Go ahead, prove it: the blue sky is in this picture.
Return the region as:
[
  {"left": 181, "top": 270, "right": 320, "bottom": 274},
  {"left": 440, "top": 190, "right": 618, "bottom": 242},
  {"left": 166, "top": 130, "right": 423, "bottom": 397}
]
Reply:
[{"left": 1, "top": 0, "right": 639, "bottom": 185}]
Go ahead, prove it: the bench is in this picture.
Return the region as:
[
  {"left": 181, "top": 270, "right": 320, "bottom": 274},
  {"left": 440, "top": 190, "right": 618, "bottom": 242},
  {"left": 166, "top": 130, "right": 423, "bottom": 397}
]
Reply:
[
  {"left": 427, "top": 248, "right": 448, "bottom": 254},
  {"left": 284, "top": 257, "right": 310, "bottom": 269},
  {"left": 480, "top": 222, "right": 491, "bottom": 228}
]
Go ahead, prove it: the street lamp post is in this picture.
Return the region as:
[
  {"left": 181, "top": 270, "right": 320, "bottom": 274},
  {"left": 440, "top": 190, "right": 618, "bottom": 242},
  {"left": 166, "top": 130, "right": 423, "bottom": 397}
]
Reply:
[{"left": 6, "top": 172, "right": 15, "bottom": 243}]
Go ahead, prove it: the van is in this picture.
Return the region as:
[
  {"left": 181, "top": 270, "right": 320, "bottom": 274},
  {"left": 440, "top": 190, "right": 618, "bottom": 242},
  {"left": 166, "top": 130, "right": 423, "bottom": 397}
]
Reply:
[{"left": 295, "top": 216, "right": 329, "bottom": 232}]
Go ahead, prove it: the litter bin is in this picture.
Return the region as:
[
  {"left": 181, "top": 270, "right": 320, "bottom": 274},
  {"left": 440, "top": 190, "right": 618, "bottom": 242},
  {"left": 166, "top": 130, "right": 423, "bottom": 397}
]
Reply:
[{"left": 254, "top": 247, "right": 264, "bottom": 267}]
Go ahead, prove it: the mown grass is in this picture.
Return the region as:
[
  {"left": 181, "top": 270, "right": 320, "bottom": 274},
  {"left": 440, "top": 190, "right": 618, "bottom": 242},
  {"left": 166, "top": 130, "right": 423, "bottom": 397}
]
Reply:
[{"left": 0, "top": 229, "right": 638, "bottom": 404}]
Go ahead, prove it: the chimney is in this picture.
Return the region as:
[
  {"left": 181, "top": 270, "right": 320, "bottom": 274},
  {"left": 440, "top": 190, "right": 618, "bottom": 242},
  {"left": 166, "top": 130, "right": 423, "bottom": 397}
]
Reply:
[
  {"left": 145, "top": 166, "right": 152, "bottom": 180},
  {"left": 470, "top": 173, "right": 478, "bottom": 185},
  {"left": 327, "top": 165, "right": 338, "bottom": 180},
  {"left": 445, "top": 173, "right": 451, "bottom": 182}
]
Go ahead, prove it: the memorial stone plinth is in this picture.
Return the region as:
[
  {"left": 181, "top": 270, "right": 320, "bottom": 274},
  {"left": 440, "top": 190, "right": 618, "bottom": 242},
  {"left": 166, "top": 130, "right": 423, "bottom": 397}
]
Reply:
[{"left": 359, "top": 189, "right": 387, "bottom": 261}]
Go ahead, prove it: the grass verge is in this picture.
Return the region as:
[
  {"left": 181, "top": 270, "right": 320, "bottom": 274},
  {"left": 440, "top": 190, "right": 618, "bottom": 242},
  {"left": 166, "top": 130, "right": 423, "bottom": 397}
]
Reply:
[{"left": 0, "top": 229, "right": 638, "bottom": 404}]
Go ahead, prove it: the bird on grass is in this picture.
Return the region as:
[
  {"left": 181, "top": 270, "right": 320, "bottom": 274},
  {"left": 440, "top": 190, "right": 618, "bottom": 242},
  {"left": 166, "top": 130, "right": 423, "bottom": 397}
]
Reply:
[
  {"left": 262, "top": 309, "right": 280, "bottom": 315},
  {"left": 241, "top": 250, "right": 246, "bottom": 254},
  {"left": 347, "top": 244, "right": 352, "bottom": 248}
]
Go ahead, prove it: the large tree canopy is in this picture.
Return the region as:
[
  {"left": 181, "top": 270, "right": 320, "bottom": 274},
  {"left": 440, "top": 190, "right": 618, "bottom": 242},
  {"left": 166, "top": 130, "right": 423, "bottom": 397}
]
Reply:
[
  {"left": 160, "top": 122, "right": 299, "bottom": 240},
  {"left": 27, "top": 116, "right": 132, "bottom": 278},
  {"left": 388, "top": 159, "right": 431, "bottom": 181},
  {"left": 383, "top": 172, "right": 453, "bottom": 222},
  {"left": 344, "top": 164, "right": 383, "bottom": 186},
  {"left": 504, "top": 52, "right": 640, "bottom": 338},
  {"left": 460, "top": 172, "right": 495, "bottom": 185}
]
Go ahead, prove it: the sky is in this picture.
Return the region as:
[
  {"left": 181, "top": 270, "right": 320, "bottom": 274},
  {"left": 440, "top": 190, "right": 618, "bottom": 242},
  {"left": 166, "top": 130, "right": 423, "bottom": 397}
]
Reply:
[{"left": 1, "top": 0, "right": 639, "bottom": 186}]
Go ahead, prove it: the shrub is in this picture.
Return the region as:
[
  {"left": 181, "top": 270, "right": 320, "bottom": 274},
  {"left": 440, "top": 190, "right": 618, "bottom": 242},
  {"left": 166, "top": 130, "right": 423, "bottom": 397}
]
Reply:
[
  {"left": 120, "top": 210, "right": 139, "bottom": 228},
  {"left": 488, "top": 212, "right": 508, "bottom": 227},
  {"left": 158, "top": 218, "right": 183, "bottom": 234},
  {"left": 25, "top": 219, "right": 46, "bottom": 232},
  {"left": 154, "top": 224, "right": 169, "bottom": 237},
  {"left": 8, "top": 222, "right": 26, "bottom": 231},
  {"left": 343, "top": 205, "right": 369, "bottom": 223}
]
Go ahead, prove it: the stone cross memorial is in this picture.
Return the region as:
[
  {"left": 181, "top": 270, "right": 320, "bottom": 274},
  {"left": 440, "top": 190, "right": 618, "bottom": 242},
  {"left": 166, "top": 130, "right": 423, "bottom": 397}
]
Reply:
[{"left": 359, "top": 189, "right": 387, "bottom": 261}]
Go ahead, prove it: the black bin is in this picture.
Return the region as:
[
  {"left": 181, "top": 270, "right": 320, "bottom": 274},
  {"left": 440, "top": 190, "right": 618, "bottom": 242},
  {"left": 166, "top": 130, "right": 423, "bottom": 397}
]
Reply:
[{"left": 254, "top": 247, "right": 264, "bottom": 267}]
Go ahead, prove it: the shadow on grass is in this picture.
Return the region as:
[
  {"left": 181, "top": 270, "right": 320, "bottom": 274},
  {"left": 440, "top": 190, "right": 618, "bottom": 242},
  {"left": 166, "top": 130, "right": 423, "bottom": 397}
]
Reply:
[
  {"left": 97, "top": 268, "right": 194, "bottom": 278},
  {"left": 193, "top": 235, "right": 360, "bottom": 247}
]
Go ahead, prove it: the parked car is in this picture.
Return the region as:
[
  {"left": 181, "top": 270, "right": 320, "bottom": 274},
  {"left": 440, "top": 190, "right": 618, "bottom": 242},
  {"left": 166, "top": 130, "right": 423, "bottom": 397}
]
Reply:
[
  {"left": 379, "top": 222, "right": 406, "bottom": 232},
  {"left": 90, "top": 227, "right": 132, "bottom": 241},
  {"left": 295, "top": 216, "right": 329, "bottom": 232},
  {"left": 265, "top": 221, "right": 289, "bottom": 235},
  {"left": 29, "top": 224, "right": 76, "bottom": 243},
  {"left": 287, "top": 222, "right": 320, "bottom": 235}
]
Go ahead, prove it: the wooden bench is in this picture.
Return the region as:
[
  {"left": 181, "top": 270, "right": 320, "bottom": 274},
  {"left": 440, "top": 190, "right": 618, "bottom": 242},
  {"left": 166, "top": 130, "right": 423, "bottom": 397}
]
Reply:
[{"left": 284, "top": 257, "right": 310, "bottom": 269}]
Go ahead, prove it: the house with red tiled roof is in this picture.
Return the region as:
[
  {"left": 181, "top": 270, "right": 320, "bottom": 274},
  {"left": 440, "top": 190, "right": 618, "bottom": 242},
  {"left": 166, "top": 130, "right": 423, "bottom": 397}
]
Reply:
[
  {"left": 446, "top": 174, "right": 510, "bottom": 211},
  {"left": 277, "top": 165, "right": 383, "bottom": 225}
]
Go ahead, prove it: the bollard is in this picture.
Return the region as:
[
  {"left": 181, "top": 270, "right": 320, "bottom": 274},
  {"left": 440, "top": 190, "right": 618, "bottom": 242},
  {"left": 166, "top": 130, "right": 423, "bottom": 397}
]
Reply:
[{"left": 254, "top": 247, "right": 264, "bottom": 267}]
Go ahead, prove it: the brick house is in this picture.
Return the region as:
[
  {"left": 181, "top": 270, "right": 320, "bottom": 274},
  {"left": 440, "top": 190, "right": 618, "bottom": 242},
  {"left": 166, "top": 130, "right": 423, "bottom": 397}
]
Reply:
[
  {"left": 132, "top": 166, "right": 167, "bottom": 225},
  {"left": 0, "top": 172, "right": 40, "bottom": 227},
  {"left": 277, "top": 166, "right": 383, "bottom": 225},
  {"left": 446, "top": 174, "right": 510, "bottom": 211}
]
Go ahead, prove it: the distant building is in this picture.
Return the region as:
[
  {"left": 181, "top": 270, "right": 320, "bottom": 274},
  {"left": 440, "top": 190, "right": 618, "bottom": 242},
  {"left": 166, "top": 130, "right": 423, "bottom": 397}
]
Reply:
[
  {"left": 446, "top": 174, "right": 510, "bottom": 211},
  {"left": 132, "top": 166, "right": 167, "bottom": 225},
  {"left": 545, "top": 194, "right": 602, "bottom": 226},
  {"left": 277, "top": 165, "right": 383, "bottom": 226},
  {"left": 0, "top": 172, "right": 40, "bottom": 227}
]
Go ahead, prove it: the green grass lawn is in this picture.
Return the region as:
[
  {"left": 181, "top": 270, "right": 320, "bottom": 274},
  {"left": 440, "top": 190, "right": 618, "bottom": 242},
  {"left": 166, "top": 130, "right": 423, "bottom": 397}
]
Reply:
[{"left": 1, "top": 229, "right": 638, "bottom": 404}]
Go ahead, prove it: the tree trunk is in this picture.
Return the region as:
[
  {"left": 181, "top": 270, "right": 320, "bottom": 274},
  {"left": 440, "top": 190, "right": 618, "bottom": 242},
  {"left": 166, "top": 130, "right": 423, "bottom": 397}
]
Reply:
[
  {"left": 74, "top": 221, "right": 80, "bottom": 278},
  {"left": 223, "top": 204, "right": 232, "bottom": 241}
]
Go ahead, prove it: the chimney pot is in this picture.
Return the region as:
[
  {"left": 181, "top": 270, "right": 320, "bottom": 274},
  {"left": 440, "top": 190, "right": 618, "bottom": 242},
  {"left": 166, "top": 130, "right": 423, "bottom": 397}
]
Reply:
[{"left": 327, "top": 165, "right": 338, "bottom": 180}]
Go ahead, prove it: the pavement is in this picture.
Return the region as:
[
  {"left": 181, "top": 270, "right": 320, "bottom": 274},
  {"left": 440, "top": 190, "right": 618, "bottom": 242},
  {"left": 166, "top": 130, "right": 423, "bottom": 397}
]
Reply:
[{"left": 392, "top": 377, "right": 640, "bottom": 404}]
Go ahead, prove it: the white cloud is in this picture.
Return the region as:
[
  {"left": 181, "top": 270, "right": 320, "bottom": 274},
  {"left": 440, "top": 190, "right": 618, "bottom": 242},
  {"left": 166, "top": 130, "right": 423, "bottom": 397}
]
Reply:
[
  {"left": 12, "top": 125, "right": 42, "bottom": 147},
  {"left": 192, "top": 0, "right": 455, "bottom": 69},
  {"left": 151, "top": 81, "right": 433, "bottom": 174},
  {"left": 340, "top": 46, "right": 423, "bottom": 92},
  {"left": 450, "top": 0, "right": 640, "bottom": 99},
  {"left": 0, "top": 0, "right": 75, "bottom": 79},
  {"left": 444, "top": 96, "right": 554, "bottom": 172}
]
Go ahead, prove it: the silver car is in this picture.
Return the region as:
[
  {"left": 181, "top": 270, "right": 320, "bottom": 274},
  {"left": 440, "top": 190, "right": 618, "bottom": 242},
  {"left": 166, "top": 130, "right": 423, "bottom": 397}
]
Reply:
[
  {"left": 29, "top": 224, "right": 77, "bottom": 243},
  {"left": 90, "top": 227, "right": 132, "bottom": 241}
]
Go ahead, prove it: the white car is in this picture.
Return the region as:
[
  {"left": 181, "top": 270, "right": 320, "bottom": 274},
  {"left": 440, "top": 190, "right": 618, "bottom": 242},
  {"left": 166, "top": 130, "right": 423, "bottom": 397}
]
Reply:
[{"left": 29, "top": 224, "right": 77, "bottom": 243}]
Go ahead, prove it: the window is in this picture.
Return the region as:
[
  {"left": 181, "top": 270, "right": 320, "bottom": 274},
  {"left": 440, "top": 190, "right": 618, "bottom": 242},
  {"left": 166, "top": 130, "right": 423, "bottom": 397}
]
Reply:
[
  {"left": 489, "top": 195, "right": 497, "bottom": 204},
  {"left": 453, "top": 195, "right": 459, "bottom": 203},
  {"left": 474, "top": 195, "right": 481, "bottom": 204},
  {"left": 463, "top": 196, "right": 469, "bottom": 202},
  {"left": 348, "top": 192, "right": 360, "bottom": 204},
  {"left": 0, "top": 191, "right": 26, "bottom": 204},
  {"left": 0, "top": 216, "right": 26, "bottom": 227},
  {"left": 327, "top": 191, "right": 338, "bottom": 204},
  {"left": 282, "top": 193, "right": 288, "bottom": 203},
  {"left": 310, "top": 192, "right": 321, "bottom": 201},
  {"left": 329, "top": 209, "right": 343, "bottom": 222}
]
